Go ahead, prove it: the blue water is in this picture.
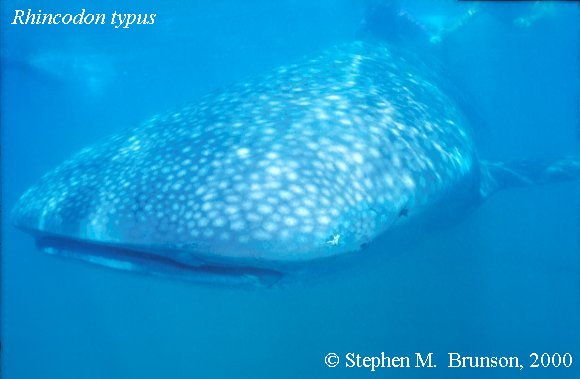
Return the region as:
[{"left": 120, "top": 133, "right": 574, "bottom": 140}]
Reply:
[{"left": 2, "top": 1, "right": 579, "bottom": 378}]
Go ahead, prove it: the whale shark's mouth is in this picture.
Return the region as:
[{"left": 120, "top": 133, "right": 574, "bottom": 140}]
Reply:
[{"left": 34, "top": 236, "right": 284, "bottom": 287}]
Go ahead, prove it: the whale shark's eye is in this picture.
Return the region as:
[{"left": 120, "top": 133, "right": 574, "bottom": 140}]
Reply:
[{"left": 398, "top": 207, "right": 409, "bottom": 217}]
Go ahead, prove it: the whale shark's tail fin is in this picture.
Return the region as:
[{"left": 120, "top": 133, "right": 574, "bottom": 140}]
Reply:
[{"left": 480, "top": 157, "right": 580, "bottom": 198}]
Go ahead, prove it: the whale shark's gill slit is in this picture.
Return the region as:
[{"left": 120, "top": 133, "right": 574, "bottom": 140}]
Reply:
[{"left": 35, "top": 236, "right": 284, "bottom": 287}]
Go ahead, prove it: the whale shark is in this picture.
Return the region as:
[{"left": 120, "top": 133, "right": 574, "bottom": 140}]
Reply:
[{"left": 11, "top": 41, "right": 579, "bottom": 286}]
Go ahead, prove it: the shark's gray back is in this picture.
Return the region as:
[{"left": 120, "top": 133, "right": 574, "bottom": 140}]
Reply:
[{"left": 12, "top": 41, "right": 478, "bottom": 266}]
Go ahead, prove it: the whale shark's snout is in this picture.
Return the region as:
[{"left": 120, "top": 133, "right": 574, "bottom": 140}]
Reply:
[{"left": 32, "top": 234, "right": 285, "bottom": 287}]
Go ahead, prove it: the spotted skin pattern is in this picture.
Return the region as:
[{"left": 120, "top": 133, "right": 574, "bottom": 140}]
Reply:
[{"left": 12, "top": 42, "right": 477, "bottom": 268}]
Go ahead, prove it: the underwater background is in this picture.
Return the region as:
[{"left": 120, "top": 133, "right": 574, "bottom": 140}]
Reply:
[{"left": 1, "top": 1, "right": 579, "bottom": 378}]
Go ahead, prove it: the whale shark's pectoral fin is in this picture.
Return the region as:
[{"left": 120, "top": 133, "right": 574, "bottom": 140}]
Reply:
[{"left": 479, "top": 156, "right": 580, "bottom": 198}]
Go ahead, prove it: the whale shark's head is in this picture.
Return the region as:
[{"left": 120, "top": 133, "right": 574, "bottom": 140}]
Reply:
[{"left": 12, "top": 42, "right": 476, "bottom": 285}]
